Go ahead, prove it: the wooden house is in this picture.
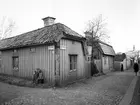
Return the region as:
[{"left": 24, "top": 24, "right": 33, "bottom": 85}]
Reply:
[
  {"left": 0, "top": 17, "right": 90, "bottom": 86},
  {"left": 114, "top": 53, "right": 132, "bottom": 71},
  {"left": 85, "top": 32, "right": 115, "bottom": 73}
]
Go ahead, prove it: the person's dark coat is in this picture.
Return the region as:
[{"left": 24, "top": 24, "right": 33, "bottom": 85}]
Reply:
[
  {"left": 121, "top": 64, "right": 123, "bottom": 71},
  {"left": 133, "top": 63, "right": 139, "bottom": 72}
]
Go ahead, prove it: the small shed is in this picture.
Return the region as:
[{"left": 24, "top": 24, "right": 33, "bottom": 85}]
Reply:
[
  {"left": 93, "top": 41, "right": 115, "bottom": 73},
  {"left": 85, "top": 38, "right": 115, "bottom": 73},
  {"left": 114, "top": 53, "right": 132, "bottom": 71}
]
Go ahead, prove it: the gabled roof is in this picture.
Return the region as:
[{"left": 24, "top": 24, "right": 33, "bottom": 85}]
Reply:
[
  {"left": 99, "top": 42, "right": 115, "bottom": 56},
  {"left": 87, "top": 39, "right": 115, "bottom": 56},
  {"left": 0, "top": 23, "right": 85, "bottom": 50}
]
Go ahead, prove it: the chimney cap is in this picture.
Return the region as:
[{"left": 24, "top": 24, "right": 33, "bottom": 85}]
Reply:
[{"left": 42, "top": 16, "right": 56, "bottom": 20}]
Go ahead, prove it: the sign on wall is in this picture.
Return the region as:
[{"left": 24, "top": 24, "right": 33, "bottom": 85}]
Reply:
[
  {"left": 60, "top": 45, "right": 66, "bottom": 50},
  {"left": 48, "top": 46, "right": 54, "bottom": 50}
]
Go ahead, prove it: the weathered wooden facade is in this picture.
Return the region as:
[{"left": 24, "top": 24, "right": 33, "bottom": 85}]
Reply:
[
  {"left": 85, "top": 31, "right": 115, "bottom": 73},
  {"left": 92, "top": 41, "right": 115, "bottom": 73},
  {"left": 0, "top": 17, "right": 90, "bottom": 86}
]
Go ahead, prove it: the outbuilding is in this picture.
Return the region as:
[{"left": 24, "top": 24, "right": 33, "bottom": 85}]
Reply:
[{"left": 85, "top": 31, "right": 115, "bottom": 73}]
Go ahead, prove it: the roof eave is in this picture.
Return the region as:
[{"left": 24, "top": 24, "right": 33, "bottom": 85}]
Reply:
[
  {"left": 103, "top": 53, "right": 115, "bottom": 57},
  {"left": 0, "top": 42, "right": 55, "bottom": 51},
  {"left": 62, "top": 33, "right": 86, "bottom": 42}
]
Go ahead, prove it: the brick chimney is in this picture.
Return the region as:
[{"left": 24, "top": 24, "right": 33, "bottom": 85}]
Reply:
[
  {"left": 84, "top": 31, "right": 92, "bottom": 38},
  {"left": 42, "top": 16, "right": 56, "bottom": 26}
]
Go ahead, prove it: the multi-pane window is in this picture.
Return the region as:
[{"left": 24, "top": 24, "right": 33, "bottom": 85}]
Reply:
[
  {"left": 12, "top": 56, "right": 19, "bottom": 69},
  {"left": 69, "top": 55, "right": 77, "bottom": 71}
]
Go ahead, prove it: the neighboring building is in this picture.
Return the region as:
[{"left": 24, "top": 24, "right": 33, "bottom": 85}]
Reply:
[
  {"left": 0, "top": 17, "right": 90, "bottom": 86},
  {"left": 85, "top": 32, "right": 115, "bottom": 73},
  {"left": 125, "top": 50, "right": 140, "bottom": 63},
  {"left": 114, "top": 53, "right": 132, "bottom": 71}
]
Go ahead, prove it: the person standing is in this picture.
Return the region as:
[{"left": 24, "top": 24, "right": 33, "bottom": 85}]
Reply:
[
  {"left": 121, "top": 64, "right": 123, "bottom": 72},
  {"left": 133, "top": 62, "right": 139, "bottom": 76}
]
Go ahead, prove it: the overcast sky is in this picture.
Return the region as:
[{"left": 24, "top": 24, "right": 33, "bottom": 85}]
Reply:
[{"left": 0, "top": 0, "right": 139, "bottom": 53}]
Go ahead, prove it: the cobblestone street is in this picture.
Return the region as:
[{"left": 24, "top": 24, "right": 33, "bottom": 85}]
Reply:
[
  {"left": 0, "top": 69, "right": 135, "bottom": 105},
  {"left": 130, "top": 76, "right": 140, "bottom": 105}
]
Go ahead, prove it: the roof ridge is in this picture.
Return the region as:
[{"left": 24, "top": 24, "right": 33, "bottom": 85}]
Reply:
[
  {"left": 98, "top": 40, "right": 112, "bottom": 47},
  {"left": 1, "top": 23, "right": 62, "bottom": 41},
  {"left": 0, "top": 23, "right": 84, "bottom": 50}
]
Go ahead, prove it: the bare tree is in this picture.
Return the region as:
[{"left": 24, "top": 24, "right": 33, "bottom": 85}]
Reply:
[
  {"left": 85, "top": 14, "right": 109, "bottom": 42},
  {"left": 85, "top": 14, "right": 109, "bottom": 75},
  {"left": 0, "top": 17, "right": 16, "bottom": 40}
]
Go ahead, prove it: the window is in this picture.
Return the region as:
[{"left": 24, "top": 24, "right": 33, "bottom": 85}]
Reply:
[
  {"left": 12, "top": 56, "right": 19, "bottom": 69},
  {"left": 30, "top": 48, "right": 36, "bottom": 53},
  {"left": 69, "top": 55, "right": 77, "bottom": 71}
]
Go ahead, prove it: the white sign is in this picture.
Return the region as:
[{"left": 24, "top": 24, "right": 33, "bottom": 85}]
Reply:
[
  {"left": 60, "top": 45, "right": 66, "bottom": 50},
  {"left": 48, "top": 46, "right": 54, "bottom": 50}
]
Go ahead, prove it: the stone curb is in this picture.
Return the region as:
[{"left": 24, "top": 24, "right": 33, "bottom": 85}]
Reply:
[{"left": 119, "top": 76, "right": 138, "bottom": 105}]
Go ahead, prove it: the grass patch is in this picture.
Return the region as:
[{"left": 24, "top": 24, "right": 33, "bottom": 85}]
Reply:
[{"left": 0, "top": 73, "right": 51, "bottom": 88}]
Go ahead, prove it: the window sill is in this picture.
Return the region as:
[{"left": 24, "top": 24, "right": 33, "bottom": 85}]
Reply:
[
  {"left": 69, "top": 69, "right": 76, "bottom": 72},
  {"left": 13, "top": 67, "right": 19, "bottom": 71}
]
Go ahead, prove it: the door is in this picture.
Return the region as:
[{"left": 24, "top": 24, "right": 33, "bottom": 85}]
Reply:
[
  {"left": 68, "top": 55, "right": 77, "bottom": 83},
  {"left": 12, "top": 56, "right": 19, "bottom": 76}
]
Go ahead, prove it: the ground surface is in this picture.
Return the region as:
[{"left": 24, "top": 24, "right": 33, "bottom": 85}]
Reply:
[
  {"left": 0, "top": 69, "right": 135, "bottom": 105},
  {"left": 130, "top": 76, "right": 140, "bottom": 105}
]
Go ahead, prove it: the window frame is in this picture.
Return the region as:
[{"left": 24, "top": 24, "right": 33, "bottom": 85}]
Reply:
[
  {"left": 12, "top": 56, "right": 19, "bottom": 70},
  {"left": 69, "top": 54, "right": 77, "bottom": 72}
]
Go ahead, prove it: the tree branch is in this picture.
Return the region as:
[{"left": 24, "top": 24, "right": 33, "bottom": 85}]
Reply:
[{"left": 0, "top": 17, "right": 15, "bottom": 39}]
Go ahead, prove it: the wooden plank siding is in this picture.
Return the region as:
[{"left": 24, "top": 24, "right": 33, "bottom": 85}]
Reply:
[
  {"left": 102, "top": 55, "right": 114, "bottom": 73},
  {"left": 1, "top": 50, "right": 13, "bottom": 75},
  {"left": 0, "top": 39, "right": 90, "bottom": 86},
  {"left": 59, "top": 39, "right": 86, "bottom": 85},
  {"left": 0, "top": 45, "right": 55, "bottom": 86}
]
